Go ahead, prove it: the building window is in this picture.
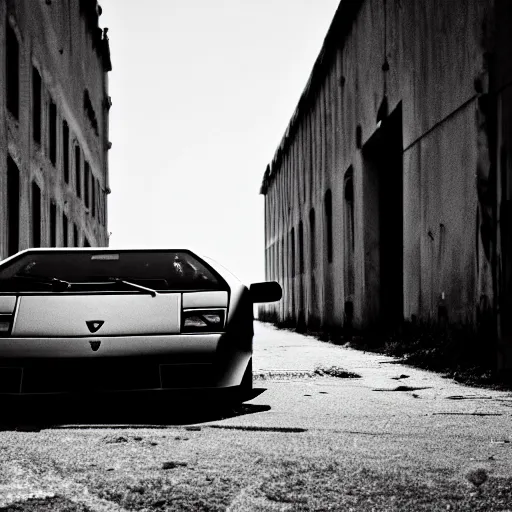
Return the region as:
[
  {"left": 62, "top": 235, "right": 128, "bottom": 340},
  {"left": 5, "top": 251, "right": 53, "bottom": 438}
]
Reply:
[
  {"left": 31, "top": 182, "right": 41, "bottom": 248},
  {"left": 265, "top": 247, "right": 269, "bottom": 281},
  {"left": 309, "top": 208, "right": 316, "bottom": 269},
  {"left": 50, "top": 202, "right": 57, "bottom": 247},
  {"left": 83, "top": 89, "right": 99, "bottom": 136},
  {"left": 345, "top": 171, "right": 355, "bottom": 251},
  {"left": 299, "top": 220, "right": 304, "bottom": 274},
  {"left": 7, "top": 157, "right": 20, "bottom": 256},
  {"left": 6, "top": 22, "right": 19, "bottom": 119},
  {"left": 96, "top": 178, "right": 101, "bottom": 222},
  {"left": 62, "top": 213, "right": 68, "bottom": 247},
  {"left": 73, "top": 224, "right": 79, "bottom": 247},
  {"left": 49, "top": 99, "right": 57, "bottom": 165},
  {"left": 62, "top": 121, "right": 69, "bottom": 183},
  {"left": 102, "top": 188, "right": 107, "bottom": 226},
  {"left": 281, "top": 237, "right": 285, "bottom": 282},
  {"left": 32, "top": 67, "right": 42, "bottom": 143},
  {"left": 75, "top": 146, "right": 81, "bottom": 198},
  {"left": 97, "top": 179, "right": 101, "bottom": 221},
  {"left": 344, "top": 167, "right": 355, "bottom": 296},
  {"left": 84, "top": 161, "right": 90, "bottom": 208},
  {"left": 290, "top": 227, "right": 295, "bottom": 278},
  {"left": 91, "top": 175, "right": 96, "bottom": 217},
  {"left": 325, "top": 189, "right": 333, "bottom": 263}
]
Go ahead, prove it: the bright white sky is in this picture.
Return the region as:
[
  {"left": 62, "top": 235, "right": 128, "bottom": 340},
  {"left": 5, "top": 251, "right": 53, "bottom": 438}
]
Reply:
[{"left": 100, "top": 0, "right": 339, "bottom": 285}]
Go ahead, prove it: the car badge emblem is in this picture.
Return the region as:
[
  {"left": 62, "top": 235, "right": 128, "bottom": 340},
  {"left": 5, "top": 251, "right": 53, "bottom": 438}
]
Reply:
[
  {"left": 86, "top": 320, "right": 104, "bottom": 333},
  {"left": 90, "top": 340, "right": 101, "bottom": 352}
]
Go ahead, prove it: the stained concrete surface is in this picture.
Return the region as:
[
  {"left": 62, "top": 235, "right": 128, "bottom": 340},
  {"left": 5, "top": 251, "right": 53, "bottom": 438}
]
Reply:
[{"left": 1, "top": 321, "right": 512, "bottom": 510}]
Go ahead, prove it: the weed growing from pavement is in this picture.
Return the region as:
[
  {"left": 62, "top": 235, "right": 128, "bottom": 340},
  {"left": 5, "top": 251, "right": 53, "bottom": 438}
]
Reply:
[{"left": 314, "top": 365, "right": 361, "bottom": 379}]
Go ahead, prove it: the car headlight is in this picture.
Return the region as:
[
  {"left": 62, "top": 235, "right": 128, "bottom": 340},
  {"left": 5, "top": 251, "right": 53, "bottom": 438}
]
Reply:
[
  {"left": 181, "top": 309, "right": 225, "bottom": 333},
  {"left": 0, "top": 314, "right": 13, "bottom": 336}
]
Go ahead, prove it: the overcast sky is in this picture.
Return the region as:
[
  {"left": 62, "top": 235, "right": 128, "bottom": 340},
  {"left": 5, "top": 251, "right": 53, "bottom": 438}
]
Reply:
[{"left": 100, "top": 0, "right": 340, "bottom": 285}]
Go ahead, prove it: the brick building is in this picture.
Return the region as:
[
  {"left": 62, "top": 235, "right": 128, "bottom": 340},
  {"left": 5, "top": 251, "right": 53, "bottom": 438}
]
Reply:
[
  {"left": 260, "top": 0, "right": 512, "bottom": 368},
  {"left": 0, "top": 0, "right": 112, "bottom": 258}
]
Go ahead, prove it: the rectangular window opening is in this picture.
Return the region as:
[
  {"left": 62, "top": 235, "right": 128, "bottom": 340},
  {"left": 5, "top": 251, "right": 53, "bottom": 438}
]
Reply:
[
  {"left": 31, "top": 182, "right": 41, "bottom": 248},
  {"left": 50, "top": 202, "right": 57, "bottom": 247},
  {"left": 84, "top": 161, "right": 90, "bottom": 208},
  {"left": 75, "top": 146, "right": 81, "bottom": 198},
  {"left": 291, "top": 228, "right": 295, "bottom": 278},
  {"left": 91, "top": 175, "right": 96, "bottom": 217},
  {"left": 49, "top": 99, "right": 57, "bottom": 165},
  {"left": 32, "top": 67, "right": 42, "bottom": 143},
  {"left": 63, "top": 121, "right": 69, "bottom": 183},
  {"left": 299, "top": 221, "right": 304, "bottom": 274},
  {"left": 7, "top": 157, "right": 20, "bottom": 256},
  {"left": 309, "top": 209, "right": 316, "bottom": 269},
  {"left": 73, "top": 224, "right": 79, "bottom": 247},
  {"left": 325, "top": 190, "right": 333, "bottom": 264},
  {"left": 6, "top": 23, "right": 19, "bottom": 119},
  {"left": 62, "top": 213, "right": 68, "bottom": 247}
]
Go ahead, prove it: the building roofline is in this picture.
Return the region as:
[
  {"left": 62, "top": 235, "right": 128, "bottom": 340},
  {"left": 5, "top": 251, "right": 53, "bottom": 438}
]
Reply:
[{"left": 260, "top": 0, "right": 364, "bottom": 195}]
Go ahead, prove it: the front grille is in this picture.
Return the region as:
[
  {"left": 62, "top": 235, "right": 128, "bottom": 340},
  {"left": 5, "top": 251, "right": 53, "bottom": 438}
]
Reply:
[
  {"left": 0, "top": 367, "right": 22, "bottom": 393},
  {"left": 0, "top": 359, "right": 216, "bottom": 393},
  {"left": 159, "top": 364, "right": 214, "bottom": 389},
  {"left": 21, "top": 360, "right": 161, "bottom": 393}
]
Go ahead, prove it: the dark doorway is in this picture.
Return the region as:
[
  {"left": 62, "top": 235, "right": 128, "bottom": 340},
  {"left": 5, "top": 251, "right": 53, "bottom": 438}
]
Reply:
[
  {"left": 362, "top": 104, "right": 403, "bottom": 328},
  {"left": 7, "top": 157, "right": 20, "bottom": 256}
]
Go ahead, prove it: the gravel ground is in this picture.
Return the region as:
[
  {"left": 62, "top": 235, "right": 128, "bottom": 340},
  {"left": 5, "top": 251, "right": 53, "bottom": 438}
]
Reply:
[{"left": 1, "top": 394, "right": 512, "bottom": 512}]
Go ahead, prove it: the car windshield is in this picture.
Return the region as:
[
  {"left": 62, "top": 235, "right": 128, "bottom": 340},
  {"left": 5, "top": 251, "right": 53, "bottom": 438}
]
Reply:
[{"left": 0, "top": 250, "right": 224, "bottom": 292}]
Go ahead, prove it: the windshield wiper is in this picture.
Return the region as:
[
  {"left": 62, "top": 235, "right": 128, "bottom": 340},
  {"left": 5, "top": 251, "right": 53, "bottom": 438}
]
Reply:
[
  {"left": 14, "top": 274, "right": 71, "bottom": 292},
  {"left": 110, "top": 278, "right": 158, "bottom": 297}
]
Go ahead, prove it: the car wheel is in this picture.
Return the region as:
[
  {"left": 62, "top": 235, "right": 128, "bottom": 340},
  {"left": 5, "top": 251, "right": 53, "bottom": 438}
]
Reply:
[{"left": 233, "top": 358, "right": 253, "bottom": 403}]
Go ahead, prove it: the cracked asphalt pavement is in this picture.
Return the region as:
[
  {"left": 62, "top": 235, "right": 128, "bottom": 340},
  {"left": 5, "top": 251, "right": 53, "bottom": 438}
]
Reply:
[{"left": 1, "top": 321, "right": 512, "bottom": 511}]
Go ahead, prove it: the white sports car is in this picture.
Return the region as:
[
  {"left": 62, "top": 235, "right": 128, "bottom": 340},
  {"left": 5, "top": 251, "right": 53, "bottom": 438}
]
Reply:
[{"left": 0, "top": 248, "right": 281, "bottom": 401}]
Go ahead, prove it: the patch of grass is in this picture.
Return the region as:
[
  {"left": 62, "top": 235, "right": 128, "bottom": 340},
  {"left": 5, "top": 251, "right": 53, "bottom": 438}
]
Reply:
[
  {"left": 257, "top": 460, "right": 512, "bottom": 511},
  {"left": 93, "top": 473, "right": 242, "bottom": 512},
  {"left": 0, "top": 496, "right": 93, "bottom": 512},
  {"left": 379, "top": 324, "right": 507, "bottom": 389}
]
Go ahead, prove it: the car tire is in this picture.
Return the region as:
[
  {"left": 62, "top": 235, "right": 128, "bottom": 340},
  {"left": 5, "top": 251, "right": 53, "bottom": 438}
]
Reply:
[
  {"left": 226, "top": 358, "right": 253, "bottom": 406},
  {"left": 239, "top": 357, "right": 253, "bottom": 396}
]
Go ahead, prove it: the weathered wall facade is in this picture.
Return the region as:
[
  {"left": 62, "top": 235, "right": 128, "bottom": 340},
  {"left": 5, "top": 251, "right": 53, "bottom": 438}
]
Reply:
[
  {"left": 0, "top": 0, "right": 111, "bottom": 258},
  {"left": 260, "top": 0, "right": 512, "bottom": 366}
]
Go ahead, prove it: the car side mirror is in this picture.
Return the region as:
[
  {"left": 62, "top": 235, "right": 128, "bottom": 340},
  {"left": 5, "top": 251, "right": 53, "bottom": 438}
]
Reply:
[{"left": 249, "top": 281, "right": 282, "bottom": 303}]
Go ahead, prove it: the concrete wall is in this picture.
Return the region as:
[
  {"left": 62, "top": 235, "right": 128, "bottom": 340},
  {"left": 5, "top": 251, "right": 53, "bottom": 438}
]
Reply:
[
  {"left": 0, "top": 0, "right": 111, "bottom": 257},
  {"left": 260, "top": 0, "right": 511, "bottom": 351}
]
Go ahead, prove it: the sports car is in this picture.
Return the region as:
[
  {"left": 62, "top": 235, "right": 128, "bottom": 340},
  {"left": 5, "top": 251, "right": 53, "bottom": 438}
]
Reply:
[{"left": 0, "top": 248, "right": 281, "bottom": 401}]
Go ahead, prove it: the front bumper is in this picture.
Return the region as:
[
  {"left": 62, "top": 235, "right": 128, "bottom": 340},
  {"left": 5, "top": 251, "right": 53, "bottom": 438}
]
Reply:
[{"left": 0, "top": 334, "right": 252, "bottom": 395}]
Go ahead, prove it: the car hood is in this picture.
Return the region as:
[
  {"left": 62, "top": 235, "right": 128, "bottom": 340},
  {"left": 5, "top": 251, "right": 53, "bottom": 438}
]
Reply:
[{"left": 11, "top": 293, "right": 181, "bottom": 337}]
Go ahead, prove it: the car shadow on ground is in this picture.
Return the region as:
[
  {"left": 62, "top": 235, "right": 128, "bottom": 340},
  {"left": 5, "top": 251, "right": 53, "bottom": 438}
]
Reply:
[{"left": 0, "top": 388, "right": 270, "bottom": 430}]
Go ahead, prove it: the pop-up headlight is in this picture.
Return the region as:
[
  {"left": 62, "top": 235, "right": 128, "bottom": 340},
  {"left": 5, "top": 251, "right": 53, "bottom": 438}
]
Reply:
[
  {"left": 0, "top": 314, "right": 13, "bottom": 336},
  {"left": 181, "top": 309, "right": 225, "bottom": 333}
]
